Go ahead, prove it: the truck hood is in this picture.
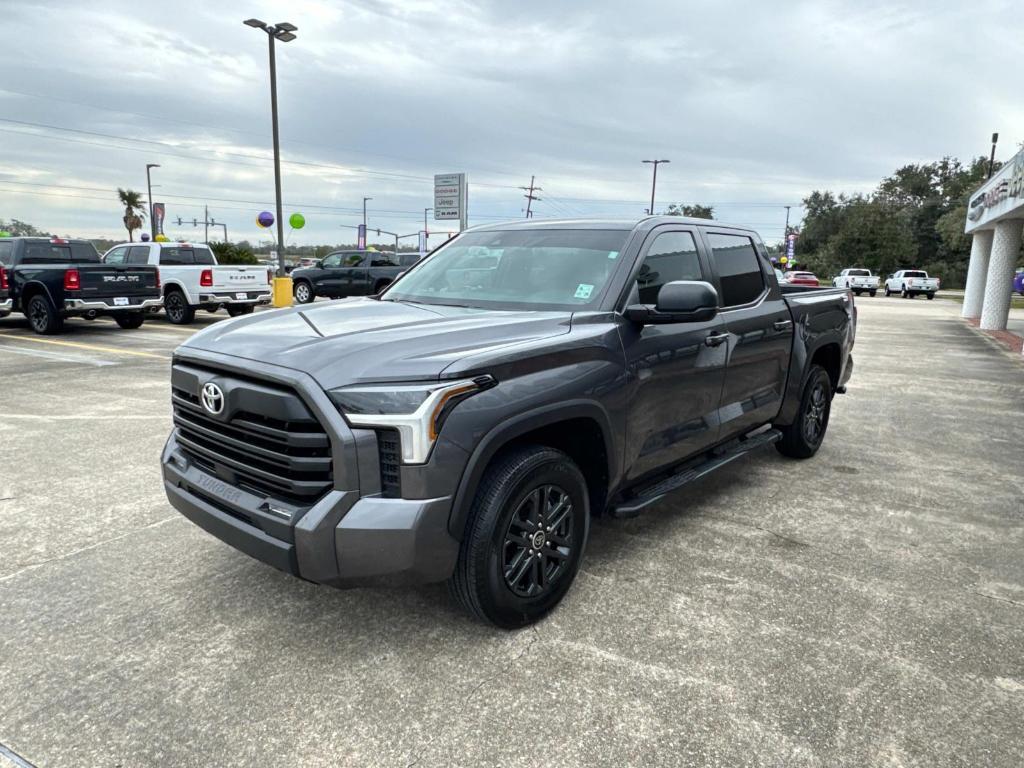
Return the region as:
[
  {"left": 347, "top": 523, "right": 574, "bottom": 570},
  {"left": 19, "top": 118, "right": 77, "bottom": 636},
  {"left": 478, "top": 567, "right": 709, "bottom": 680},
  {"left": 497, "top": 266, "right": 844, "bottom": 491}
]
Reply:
[{"left": 179, "top": 298, "right": 573, "bottom": 387}]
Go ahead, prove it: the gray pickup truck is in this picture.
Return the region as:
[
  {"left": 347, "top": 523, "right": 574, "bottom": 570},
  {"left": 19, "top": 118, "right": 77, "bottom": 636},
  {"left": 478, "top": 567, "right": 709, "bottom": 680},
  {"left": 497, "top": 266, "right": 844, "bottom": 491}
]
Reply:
[{"left": 162, "top": 217, "right": 855, "bottom": 627}]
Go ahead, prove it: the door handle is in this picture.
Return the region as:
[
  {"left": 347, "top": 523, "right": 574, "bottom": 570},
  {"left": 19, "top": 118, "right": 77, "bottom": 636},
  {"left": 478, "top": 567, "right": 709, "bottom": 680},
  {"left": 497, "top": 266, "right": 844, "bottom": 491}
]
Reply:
[
  {"left": 773, "top": 319, "right": 793, "bottom": 331},
  {"left": 705, "top": 332, "right": 729, "bottom": 347}
]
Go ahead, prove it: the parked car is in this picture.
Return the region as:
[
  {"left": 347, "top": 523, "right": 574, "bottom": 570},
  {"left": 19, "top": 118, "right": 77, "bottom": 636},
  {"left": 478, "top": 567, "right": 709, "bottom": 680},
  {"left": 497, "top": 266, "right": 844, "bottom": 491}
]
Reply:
[
  {"left": 0, "top": 237, "right": 161, "bottom": 334},
  {"left": 1013, "top": 268, "right": 1024, "bottom": 296},
  {"left": 782, "top": 271, "right": 820, "bottom": 287},
  {"left": 162, "top": 216, "right": 855, "bottom": 627},
  {"left": 832, "top": 268, "right": 880, "bottom": 296},
  {"left": 104, "top": 241, "right": 272, "bottom": 324},
  {"left": 884, "top": 270, "right": 939, "bottom": 299},
  {"left": 290, "top": 250, "right": 422, "bottom": 304}
]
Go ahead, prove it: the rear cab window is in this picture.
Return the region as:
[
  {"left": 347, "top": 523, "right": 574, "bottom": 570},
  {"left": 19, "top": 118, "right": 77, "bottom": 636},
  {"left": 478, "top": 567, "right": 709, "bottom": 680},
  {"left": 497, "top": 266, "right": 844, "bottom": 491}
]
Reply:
[
  {"left": 159, "top": 246, "right": 215, "bottom": 265},
  {"left": 128, "top": 246, "right": 151, "bottom": 264},
  {"left": 903, "top": 270, "right": 927, "bottom": 278},
  {"left": 0, "top": 241, "right": 13, "bottom": 265},
  {"left": 22, "top": 241, "right": 100, "bottom": 264},
  {"left": 706, "top": 232, "right": 765, "bottom": 306}
]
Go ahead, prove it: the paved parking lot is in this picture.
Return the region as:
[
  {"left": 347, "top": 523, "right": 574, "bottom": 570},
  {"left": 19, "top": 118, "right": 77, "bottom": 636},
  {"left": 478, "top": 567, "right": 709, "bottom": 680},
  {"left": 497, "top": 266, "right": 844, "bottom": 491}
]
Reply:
[{"left": 1, "top": 297, "right": 1023, "bottom": 768}]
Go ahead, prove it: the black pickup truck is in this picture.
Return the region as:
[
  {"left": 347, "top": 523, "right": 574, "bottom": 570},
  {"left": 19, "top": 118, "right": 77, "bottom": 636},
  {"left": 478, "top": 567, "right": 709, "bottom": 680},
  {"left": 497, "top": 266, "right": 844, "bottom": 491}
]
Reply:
[
  {"left": 0, "top": 237, "right": 162, "bottom": 334},
  {"left": 290, "top": 250, "right": 421, "bottom": 303},
  {"left": 162, "top": 217, "right": 855, "bottom": 627}
]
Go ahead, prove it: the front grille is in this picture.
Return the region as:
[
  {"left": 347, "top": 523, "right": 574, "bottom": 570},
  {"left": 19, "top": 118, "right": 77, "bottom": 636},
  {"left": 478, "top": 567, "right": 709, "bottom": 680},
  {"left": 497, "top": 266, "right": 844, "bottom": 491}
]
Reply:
[
  {"left": 377, "top": 429, "right": 402, "bottom": 498},
  {"left": 171, "top": 377, "right": 333, "bottom": 505}
]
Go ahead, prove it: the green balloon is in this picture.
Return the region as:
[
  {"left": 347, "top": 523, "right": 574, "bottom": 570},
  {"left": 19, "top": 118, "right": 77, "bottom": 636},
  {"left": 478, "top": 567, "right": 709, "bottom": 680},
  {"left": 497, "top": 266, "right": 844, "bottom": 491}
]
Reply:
[
  {"left": 0, "top": 231, "right": 9, "bottom": 237},
  {"left": 289, "top": 213, "right": 306, "bottom": 229}
]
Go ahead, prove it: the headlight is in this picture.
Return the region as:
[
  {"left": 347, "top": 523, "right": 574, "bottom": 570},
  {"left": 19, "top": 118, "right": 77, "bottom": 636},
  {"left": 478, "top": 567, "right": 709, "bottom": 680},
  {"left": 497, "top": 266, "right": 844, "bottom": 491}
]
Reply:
[{"left": 329, "top": 375, "right": 495, "bottom": 464}]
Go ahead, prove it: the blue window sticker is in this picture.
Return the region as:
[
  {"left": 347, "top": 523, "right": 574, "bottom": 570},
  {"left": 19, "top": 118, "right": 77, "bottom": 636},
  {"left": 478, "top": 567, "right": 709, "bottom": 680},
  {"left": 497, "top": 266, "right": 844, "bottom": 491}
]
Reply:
[
  {"left": 574, "top": 283, "right": 594, "bottom": 299},
  {"left": 607, "top": 251, "right": 619, "bottom": 259}
]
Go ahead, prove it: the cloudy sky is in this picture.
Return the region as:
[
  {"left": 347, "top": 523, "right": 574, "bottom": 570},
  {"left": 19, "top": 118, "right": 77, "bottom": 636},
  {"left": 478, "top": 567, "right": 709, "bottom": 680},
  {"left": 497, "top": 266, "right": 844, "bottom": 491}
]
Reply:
[{"left": 0, "top": 0, "right": 1020, "bottom": 248}]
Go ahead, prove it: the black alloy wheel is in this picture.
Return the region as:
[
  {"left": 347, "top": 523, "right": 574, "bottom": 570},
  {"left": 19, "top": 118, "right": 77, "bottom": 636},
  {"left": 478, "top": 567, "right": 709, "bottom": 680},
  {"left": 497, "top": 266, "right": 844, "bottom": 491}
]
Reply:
[
  {"left": 802, "top": 377, "right": 829, "bottom": 446},
  {"left": 27, "top": 294, "right": 62, "bottom": 334},
  {"left": 775, "top": 364, "right": 832, "bottom": 459},
  {"left": 165, "top": 290, "right": 195, "bottom": 324},
  {"left": 501, "top": 485, "right": 575, "bottom": 598}
]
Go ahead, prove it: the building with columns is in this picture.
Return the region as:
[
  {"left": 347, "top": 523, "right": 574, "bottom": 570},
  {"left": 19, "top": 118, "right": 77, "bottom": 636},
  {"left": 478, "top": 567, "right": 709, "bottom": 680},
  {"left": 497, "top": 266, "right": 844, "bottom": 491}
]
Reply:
[{"left": 962, "top": 147, "right": 1024, "bottom": 330}]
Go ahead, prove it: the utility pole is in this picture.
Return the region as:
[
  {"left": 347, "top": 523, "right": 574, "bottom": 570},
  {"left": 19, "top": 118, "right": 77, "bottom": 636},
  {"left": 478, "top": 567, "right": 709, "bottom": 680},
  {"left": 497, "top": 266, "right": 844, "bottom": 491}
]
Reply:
[
  {"left": 424, "top": 207, "right": 432, "bottom": 248},
  {"left": 363, "top": 197, "right": 372, "bottom": 229},
  {"left": 145, "top": 163, "right": 160, "bottom": 239},
  {"left": 989, "top": 132, "right": 999, "bottom": 179},
  {"left": 204, "top": 204, "right": 209, "bottom": 244},
  {"left": 642, "top": 159, "right": 669, "bottom": 216},
  {"left": 783, "top": 205, "right": 791, "bottom": 245},
  {"left": 519, "top": 176, "right": 542, "bottom": 218}
]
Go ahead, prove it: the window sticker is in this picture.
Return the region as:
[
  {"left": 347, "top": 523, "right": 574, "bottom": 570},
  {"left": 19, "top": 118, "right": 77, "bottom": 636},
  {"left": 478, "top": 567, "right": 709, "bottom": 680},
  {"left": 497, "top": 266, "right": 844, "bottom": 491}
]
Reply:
[
  {"left": 607, "top": 251, "right": 619, "bottom": 259},
  {"left": 574, "top": 283, "right": 594, "bottom": 299}
]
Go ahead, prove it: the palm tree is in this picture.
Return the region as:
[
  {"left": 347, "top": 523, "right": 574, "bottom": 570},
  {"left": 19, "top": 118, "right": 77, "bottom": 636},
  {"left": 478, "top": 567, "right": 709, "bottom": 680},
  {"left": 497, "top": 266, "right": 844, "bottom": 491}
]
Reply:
[{"left": 117, "top": 188, "right": 146, "bottom": 242}]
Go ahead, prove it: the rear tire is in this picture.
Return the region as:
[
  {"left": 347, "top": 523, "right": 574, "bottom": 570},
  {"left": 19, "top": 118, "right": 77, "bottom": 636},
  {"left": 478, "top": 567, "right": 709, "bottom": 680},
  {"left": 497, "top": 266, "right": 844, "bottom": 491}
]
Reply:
[
  {"left": 26, "top": 294, "right": 63, "bottom": 335},
  {"left": 884, "top": 286, "right": 892, "bottom": 297},
  {"left": 776, "top": 365, "right": 832, "bottom": 459},
  {"left": 869, "top": 290, "right": 876, "bottom": 297},
  {"left": 227, "top": 304, "right": 254, "bottom": 317},
  {"left": 294, "top": 280, "right": 315, "bottom": 304},
  {"left": 926, "top": 293, "right": 934, "bottom": 300},
  {"left": 901, "top": 286, "right": 910, "bottom": 298},
  {"left": 114, "top": 313, "right": 145, "bottom": 329},
  {"left": 164, "top": 289, "right": 195, "bottom": 325},
  {"left": 449, "top": 446, "right": 589, "bottom": 628}
]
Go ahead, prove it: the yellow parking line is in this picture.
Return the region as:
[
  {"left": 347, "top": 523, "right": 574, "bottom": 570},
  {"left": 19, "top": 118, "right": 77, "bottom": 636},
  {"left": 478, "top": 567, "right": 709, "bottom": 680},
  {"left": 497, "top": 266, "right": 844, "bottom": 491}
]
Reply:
[{"left": 0, "top": 332, "right": 168, "bottom": 359}]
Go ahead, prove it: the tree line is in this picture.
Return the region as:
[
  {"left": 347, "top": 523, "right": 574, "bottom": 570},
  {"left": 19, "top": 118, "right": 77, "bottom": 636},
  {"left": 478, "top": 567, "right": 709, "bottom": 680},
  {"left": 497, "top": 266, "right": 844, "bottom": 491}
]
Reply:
[{"left": 791, "top": 155, "right": 1012, "bottom": 287}]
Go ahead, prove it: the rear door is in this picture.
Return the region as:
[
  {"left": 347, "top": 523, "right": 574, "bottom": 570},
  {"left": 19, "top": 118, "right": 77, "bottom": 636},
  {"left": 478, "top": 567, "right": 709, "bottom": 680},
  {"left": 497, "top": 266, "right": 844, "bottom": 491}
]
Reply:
[
  {"left": 703, "top": 230, "right": 794, "bottom": 440},
  {"left": 621, "top": 227, "right": 728, "bottom": 480}
]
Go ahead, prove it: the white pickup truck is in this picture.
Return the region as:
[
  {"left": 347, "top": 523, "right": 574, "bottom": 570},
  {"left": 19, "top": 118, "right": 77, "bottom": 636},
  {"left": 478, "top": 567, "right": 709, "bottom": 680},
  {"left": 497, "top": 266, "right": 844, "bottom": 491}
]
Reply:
[
  {"left": 884, "top": 269, "right": 940, "bottom": 299},
  {"left": 832, "top": 268, "right": 880, "bottom": 296},
  {"left": 103, "top": 242, "right": 272, "bottom": 324}
]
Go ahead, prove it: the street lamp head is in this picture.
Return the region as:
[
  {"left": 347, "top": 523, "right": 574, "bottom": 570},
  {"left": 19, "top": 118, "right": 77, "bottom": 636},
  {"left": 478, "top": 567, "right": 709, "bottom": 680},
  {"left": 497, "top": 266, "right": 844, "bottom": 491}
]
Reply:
[
  {"left": 244, "top": 18, "right": 267, "bottom": 29},
  {"left": 274, "top": 30, "right": 297, "bottom": 42},
  {"left": 274, "top": 22, "right": 297, "bottom": 32},
  {"left": 147, "top": 163, "right": 160, "bottom": 170}
]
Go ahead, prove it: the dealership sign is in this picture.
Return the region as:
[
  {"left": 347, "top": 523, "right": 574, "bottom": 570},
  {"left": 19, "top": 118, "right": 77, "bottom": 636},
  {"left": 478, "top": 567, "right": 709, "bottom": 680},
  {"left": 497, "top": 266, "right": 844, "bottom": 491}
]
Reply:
[
  {"left": 965, "top": 149, "right": 1024, "bottom": 233},
  {"left": 434, "top": 173, "right": 467, "bottom": 229}
]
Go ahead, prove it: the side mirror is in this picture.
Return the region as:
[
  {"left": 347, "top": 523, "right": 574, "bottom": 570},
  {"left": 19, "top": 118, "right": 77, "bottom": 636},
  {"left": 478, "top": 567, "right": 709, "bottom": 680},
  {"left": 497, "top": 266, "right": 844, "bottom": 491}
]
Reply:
[
  {"left": 316, "top": 260, "right": 324, "bottom": 269},
  {"left": 625, "top": 280, "right": 719, "bottom": 324}
]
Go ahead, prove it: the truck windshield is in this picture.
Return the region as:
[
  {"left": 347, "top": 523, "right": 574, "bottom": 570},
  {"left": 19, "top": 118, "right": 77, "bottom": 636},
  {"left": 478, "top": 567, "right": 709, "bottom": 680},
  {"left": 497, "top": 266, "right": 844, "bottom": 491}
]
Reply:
[
  {"left": 22, "top": 242, "right": 100, "bottom": 264},
  {"left": 383, "top": 229, "right": 630, "bottom": 310},
  {"left": 903, "top": 271, "right": 927, "bottom": 278}
]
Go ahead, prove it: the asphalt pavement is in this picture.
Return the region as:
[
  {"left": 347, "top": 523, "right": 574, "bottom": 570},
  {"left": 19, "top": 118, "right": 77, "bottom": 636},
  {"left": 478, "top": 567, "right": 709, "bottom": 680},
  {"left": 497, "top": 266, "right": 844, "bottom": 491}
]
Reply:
[{"left": 1, "top": 297, "right": 1023, "bottom": 767}]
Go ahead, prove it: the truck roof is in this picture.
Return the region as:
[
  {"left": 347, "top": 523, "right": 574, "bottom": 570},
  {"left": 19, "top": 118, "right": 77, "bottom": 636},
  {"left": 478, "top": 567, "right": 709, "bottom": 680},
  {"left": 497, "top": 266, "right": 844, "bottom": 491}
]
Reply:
[{"left": 466, "top": 216, "right": 758, "bottom": 233}]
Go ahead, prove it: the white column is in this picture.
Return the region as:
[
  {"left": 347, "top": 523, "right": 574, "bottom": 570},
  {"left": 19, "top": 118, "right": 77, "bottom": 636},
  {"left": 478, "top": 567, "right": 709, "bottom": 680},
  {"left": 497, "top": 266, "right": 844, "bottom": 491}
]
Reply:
[
  {"left": 980, "top": 218, "right": 1024, "bottom": 331},
  {"left": 961, "top": 229, "right": 994, "bottom": 318}
]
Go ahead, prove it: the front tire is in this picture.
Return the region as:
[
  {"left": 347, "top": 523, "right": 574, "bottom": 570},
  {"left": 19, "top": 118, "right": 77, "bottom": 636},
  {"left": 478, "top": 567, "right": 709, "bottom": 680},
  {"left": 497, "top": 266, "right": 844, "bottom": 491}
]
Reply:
[
  {"left": 449, "top": 446, "right": 589, "bottom": 628},
  {"left": 776, "top": 365, "right": 832, "bottom": 459},
  {"left": 926, "top": 293, "right": 934, "bottom": 300},
  {"left": 884, "top": 286, "right": 892, "bottom": 297},
  {"left": 26, "top": 294, "right": 63, "bottom": 335},
  {"left": 164, "top": 289, "right": 195, "bottom": 325},
  {"left": 294, "top": 280, "right": 315, "bottom": 304},
  {"left": 869, "top": 290, "right": 876, "bottom": 297},
  {"left": 114, "top": 313, "right": 145, "bottom": 329}
]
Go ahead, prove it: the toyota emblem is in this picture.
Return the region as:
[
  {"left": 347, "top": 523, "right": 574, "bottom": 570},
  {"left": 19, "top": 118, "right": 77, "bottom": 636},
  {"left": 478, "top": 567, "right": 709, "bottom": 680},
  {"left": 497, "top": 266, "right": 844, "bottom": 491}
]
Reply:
[{"left": 201, "top": 382, "right": 225, "bottom": 415}]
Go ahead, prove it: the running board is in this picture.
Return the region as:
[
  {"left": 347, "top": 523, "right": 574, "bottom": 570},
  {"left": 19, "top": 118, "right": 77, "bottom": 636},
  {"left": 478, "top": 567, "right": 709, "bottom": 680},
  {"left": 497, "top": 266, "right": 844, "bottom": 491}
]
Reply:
[{"left": 608, "top": 428, "right": 782, "bottom": 519}]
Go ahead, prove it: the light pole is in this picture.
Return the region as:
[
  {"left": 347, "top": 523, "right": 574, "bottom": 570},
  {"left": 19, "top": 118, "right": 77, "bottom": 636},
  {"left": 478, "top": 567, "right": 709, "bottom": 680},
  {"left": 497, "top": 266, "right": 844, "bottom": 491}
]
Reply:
[
  {"left": 988, "top": 132, "right": 999, "bottom": 179},
  {"left": 244, "top": 18, "right": 297, "bottom": 278},
  {"left": 146, "top": 163, "right": 160, "bottom": 239},
  {"left": 642, "top": 159, "right": 669, "bottom": 217},
  {"left": 363, "top": 197, "right": 373, "bottom": 229}
]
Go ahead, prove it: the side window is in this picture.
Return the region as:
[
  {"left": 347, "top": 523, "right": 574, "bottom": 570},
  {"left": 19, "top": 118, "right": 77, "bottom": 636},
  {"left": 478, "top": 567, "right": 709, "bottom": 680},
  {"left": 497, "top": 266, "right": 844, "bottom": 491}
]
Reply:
[
  {"left": 635, "top": 231, "right": 702, "bottom": 304},
  {"left": 105, "top": 246, "right": 130, "bottom": 264},
  {"left": 343, "top": 253, "right": 365, "bottom": 267},
  {"left": 0, "top": 241, "right": 13, "bottom": 265},
  {"left": 321, "top": 254, "right": 341, "bottom": 268},
  {"left": 127, "top": 246, "right": 151, "bottom": 264},
  {"left": 371, "top": 253, "right": 398, "bottom": 267},
  {"left": 193, "top": 247, "right": 215, "bottom": 265},
  {"left": 707, "top": 233, "right": 765, "bottom": 306}
]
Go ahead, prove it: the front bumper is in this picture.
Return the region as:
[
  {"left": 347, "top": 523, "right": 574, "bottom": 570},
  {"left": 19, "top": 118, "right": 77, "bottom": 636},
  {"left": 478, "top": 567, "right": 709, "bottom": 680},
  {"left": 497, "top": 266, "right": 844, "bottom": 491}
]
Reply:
[
  {"left": 162, "top": 434, "right": 459, "bottom": 585},
  {"left": 65, "top": 297, "right": 163, "bottom": 311},
  {"left": 198, "top": 291, "right": 272, "bottom": 305}
]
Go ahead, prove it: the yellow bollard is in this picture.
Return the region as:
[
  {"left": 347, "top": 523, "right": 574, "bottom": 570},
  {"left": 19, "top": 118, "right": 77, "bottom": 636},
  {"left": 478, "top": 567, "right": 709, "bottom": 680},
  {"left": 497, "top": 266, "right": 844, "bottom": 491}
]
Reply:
[{"left": 272, "top": 276, "right": 294, "bottom": 308}]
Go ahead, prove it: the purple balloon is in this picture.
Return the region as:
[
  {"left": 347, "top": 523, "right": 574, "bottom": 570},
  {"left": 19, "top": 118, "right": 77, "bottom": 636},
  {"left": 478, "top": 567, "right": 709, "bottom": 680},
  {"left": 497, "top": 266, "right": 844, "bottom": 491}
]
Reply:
[
  {"left": 140, "top": 232, "right": 151, "bottom": 242},
  {"left": 257, "top": 211, "right": 274, "bottom": 228}
]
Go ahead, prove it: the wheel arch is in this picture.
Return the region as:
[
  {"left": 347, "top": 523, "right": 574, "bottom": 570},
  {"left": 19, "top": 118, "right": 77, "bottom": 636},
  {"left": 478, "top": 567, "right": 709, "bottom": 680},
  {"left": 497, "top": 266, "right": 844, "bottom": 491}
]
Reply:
[
  {"left": 448, "top": 401, "right": 617, "bottom": 539},
  {"left": 18, "top": 280, "right": 56, "bottom": 310}
]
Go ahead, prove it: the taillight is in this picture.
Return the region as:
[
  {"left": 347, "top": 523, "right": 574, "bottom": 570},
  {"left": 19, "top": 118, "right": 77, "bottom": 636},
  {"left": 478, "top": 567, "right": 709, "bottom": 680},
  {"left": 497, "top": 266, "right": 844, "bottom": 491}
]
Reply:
[
  {"left": 0, "top": 266, "right": 7, "bottom": 290},
  {"left": 155, "top": 268, "right": 161, "bottom": 290},
  {"left": 64, "top": 268, "right": 81, "bottom": 291},
  {"left": 935, "top": 276, "right": 941, "bottom": 287},
  {"left": 267, "top": 268, "right": 274, "bottom": 284},
  {"left": 200, "top": 269, "right": 213, "bottom": 287}
]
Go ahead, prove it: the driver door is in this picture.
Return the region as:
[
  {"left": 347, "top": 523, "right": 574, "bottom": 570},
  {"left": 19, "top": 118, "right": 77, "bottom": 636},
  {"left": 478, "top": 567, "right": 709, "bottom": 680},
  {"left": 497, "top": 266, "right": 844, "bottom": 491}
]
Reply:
[
  {"left": 316, "top": 253, "right": 342, "bottom": 296},
  {"left": 620, "top": 228, "right": 729, "bottom": 481}
]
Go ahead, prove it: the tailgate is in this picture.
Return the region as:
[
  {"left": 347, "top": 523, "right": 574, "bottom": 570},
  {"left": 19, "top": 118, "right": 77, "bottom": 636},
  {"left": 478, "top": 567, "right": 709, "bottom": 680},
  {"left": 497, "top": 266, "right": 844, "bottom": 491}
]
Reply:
[
  {"left": 78, "top": 264, "right": 159, "bottom": 298},
  {"left": 212, "top": 266, "right": 270, "bottom": 292}
]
